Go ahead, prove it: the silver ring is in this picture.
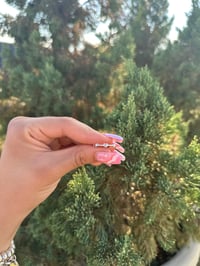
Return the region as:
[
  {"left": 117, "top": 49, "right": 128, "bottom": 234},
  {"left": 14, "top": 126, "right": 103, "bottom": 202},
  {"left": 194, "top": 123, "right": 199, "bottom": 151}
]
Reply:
[{"left": 94, "top": 143, "right": 116, "bottom": 148}]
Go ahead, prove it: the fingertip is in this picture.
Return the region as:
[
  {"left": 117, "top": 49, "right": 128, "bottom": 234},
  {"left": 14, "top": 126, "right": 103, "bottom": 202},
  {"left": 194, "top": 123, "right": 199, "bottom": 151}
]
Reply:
[{"left": 103, "top": 133, "right": 124, "bottom": 143}]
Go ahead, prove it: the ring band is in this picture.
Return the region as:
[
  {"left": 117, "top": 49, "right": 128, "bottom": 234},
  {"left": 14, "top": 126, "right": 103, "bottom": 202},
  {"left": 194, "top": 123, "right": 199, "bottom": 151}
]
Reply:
[{"left": 94, "top": 143, "right": 116, "bottom": 148}]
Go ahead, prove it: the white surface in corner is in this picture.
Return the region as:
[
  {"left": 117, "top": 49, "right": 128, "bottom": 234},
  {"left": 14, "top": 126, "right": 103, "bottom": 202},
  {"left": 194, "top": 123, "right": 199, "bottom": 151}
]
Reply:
[{"left": 162, "top": 242, "right": 200, "bottom": 266}]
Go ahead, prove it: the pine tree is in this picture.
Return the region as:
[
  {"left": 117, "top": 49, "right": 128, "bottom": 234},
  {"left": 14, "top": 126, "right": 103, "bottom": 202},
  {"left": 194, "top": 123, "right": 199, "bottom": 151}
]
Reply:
[
  {"left": 152, "top": 0, "right": 200, "bottom": 139},
  {"left": 16, "top": 63, "right": 200, "bottom": 265},
  {"left": 124, "top": 0, "right": 173, "bottom": 67},
  {"left": 0, "top": 0, "right": 124, "bottom": 127}
]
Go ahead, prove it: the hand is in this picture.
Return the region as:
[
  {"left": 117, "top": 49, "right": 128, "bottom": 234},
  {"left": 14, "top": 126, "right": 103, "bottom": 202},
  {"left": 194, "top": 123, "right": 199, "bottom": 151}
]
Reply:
[{"left": 0, "top": 116, "right": 124, "bottom": 251}]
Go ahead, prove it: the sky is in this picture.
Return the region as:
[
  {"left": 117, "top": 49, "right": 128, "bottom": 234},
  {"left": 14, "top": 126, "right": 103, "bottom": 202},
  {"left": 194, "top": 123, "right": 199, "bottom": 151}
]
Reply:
[
  {"left": 0, "top": 0, "right": 192, "bottom": 43},
  {"left": 168, "top": 0, "right": 192, "bottom": 40}
]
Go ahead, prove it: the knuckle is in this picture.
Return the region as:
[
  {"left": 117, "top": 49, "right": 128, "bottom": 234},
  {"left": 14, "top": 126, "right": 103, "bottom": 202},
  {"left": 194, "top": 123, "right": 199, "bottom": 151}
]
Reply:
[
  {"left": 7, "top": 116, "right": 33, "bottom": 141},
  {"left": 74, "top": 151, "right": 87, "bottom": 167},
  {"left": 64, "top": 116, "right": 76, "bottom": 124},
  {"left": 7, "top": 116, "right": 26, "bottom": 134}
]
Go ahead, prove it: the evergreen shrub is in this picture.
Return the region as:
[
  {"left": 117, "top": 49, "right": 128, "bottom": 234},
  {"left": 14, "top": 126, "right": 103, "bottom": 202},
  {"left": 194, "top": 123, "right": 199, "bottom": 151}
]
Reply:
[{"left": 16, "top": 63, "right": 200, "bottom": 265}]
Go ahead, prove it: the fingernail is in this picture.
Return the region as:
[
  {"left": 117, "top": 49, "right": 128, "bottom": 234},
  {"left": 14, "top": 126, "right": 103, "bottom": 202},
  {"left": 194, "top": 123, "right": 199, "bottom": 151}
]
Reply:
[
  {"left": 104, "top": 133, "right": 123, "bottom": 143},
  {"left": 95, "top": 152, "right": 114, "bottom": 162},
  {"left": 107, "top": 150, "right": 125, "bottom": 164},
  {"left": 115, "top": 143, "right": 125, "bottom": 153},
  {"left": 95, "top": 150, "right": 125, "bottom": 166}
]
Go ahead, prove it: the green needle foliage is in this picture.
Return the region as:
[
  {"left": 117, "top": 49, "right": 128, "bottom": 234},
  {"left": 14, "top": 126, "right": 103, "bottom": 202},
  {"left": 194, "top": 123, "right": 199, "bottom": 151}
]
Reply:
[
  {"left": 16, "top": 63, "right": 200, "bottom": 265},
  {"left": 152, "top": 0, "right": 200, "bottom": 140},
  {"left": 124, "top": 0, "right": 173, "bottom": 68},
  {"left": 0, "top": 0, "right": 125, "bottom": 127}
]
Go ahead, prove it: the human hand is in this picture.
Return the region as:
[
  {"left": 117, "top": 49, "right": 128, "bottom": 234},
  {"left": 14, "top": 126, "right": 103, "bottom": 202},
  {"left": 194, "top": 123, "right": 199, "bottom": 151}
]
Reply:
[{"left": 0, "top": 116, "right": 125, "bottom": 250}]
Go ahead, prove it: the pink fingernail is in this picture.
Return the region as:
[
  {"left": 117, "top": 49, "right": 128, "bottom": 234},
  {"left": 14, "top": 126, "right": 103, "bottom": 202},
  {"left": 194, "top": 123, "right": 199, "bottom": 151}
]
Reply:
[
  {"left": 115, "top": 143, "right": 125, "bottom": 153},
  {"left": 106, "top": 150, "right": 125, "bottom": 165},
  {"left": 95, "top": 150, "right": 125, "bottom": 166},
  {"left": 104, "top": 133, "right": 123, "bottom": 143},
  {"left": 95, "top": 152, "right": 114, "bottom": 162}
]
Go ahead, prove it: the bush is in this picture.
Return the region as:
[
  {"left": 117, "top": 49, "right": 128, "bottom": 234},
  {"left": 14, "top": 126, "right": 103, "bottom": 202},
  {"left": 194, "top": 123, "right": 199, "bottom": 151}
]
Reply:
[{"left": 16, "top": 64, "right": 200, "bottom": 265}]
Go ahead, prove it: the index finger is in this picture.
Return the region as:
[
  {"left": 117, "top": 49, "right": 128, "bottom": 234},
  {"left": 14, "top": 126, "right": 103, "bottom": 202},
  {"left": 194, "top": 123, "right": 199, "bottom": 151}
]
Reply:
[{"left": 24, "top": 116, "right": 112, "bottom": 145}]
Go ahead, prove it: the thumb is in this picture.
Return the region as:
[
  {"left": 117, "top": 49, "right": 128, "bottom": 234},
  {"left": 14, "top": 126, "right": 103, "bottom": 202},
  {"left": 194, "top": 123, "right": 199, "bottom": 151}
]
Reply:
[
  {"left": 44, "top": 144, "right": 101, "bottom": 181},
  {"left": 44, "top": 144, "right": 125, "bottom": 183}
]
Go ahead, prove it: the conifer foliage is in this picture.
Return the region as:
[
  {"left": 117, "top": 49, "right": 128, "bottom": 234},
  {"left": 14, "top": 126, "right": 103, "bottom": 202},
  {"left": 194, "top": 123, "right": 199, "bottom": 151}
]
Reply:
[
  {"left": 124, "top": 0, "right": 172, "bottom": 67},
  {"left": 16, "top": 64, "right": 200, "bottom": 265},
  {"left": 0, "top": 0, "right": 124, "bottom": 126},
  {"left": 152, "top": 0, "right": 200, "bottom": 139}
]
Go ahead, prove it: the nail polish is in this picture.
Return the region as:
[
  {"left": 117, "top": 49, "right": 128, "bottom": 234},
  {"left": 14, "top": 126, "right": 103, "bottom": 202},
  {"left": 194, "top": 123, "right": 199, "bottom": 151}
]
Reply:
[
  {"left": 106, "top": 150, "right": 125, "bottom": 166},
  {"left": 95, "top": 150, "right": 125, "bottom": 166},
  {"left": 95, "top": 152, "right": 114, "bottom": 163},
  {"left": 104, "top": 133, "right": 123, "bottom": 143},
  {"left": 114, "top": 143, "right": 125, "bottom": 153}
]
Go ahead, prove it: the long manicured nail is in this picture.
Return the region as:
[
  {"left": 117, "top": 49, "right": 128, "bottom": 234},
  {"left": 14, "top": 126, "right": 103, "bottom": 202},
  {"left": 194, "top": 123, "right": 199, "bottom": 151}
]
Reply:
[
  {"left": 95, "top": 152, "right": 114, "bottom": 162},
  {"left": 106, "top": 150, "right": 125, "bottom": 165},
  {"left": 104, "top": 133, "right": 123, "bottom": 143},
  {"left": 95, "top": 150, "right": 125, "bottom": 166},
  {"left": 115, "top": 143, "right": 125, "bottom": 153}
]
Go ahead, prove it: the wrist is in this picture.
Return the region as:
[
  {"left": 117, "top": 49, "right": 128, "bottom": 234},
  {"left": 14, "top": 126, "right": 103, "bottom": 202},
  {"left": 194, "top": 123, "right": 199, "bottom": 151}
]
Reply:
[
  {"left": 0, "top": 191, "right": 24, "bottom": 252},
  {"left": 0, "top": 168, "right": 24, "bottom": 252}
]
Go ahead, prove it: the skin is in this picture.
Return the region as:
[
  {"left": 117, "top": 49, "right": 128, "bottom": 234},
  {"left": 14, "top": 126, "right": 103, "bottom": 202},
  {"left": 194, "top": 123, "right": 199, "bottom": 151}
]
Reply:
[{"left": 0, "top": 116, "right": 122, "bottom": 252}]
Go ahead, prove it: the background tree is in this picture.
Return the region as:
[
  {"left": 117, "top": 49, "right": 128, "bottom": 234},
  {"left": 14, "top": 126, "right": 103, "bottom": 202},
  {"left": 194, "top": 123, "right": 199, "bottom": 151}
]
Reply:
[
  {"left": 0, "top": 0, "right": 125, "bottom": 127},
  {"left": 123, "top": 0, "right": 172, "bottom": 67},
  {"left": 0, "top": 0, "right": 173, "bottom": 125},
  {"left": 152, "top": 0, "right": 200, "bottom": 139}
]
